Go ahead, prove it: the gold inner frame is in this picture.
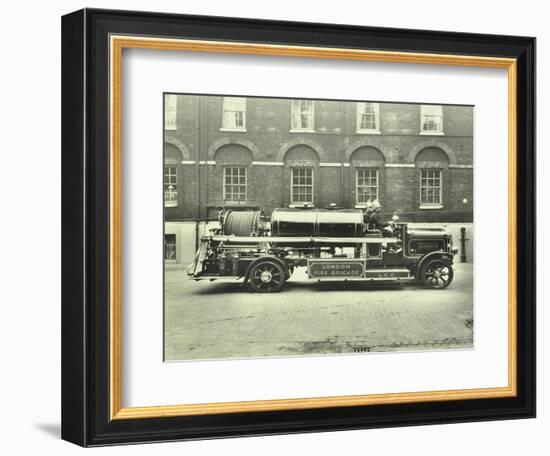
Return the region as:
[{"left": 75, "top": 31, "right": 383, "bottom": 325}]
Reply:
[{"left": 109, "top": 35, "right": 518, "bottom": 420}]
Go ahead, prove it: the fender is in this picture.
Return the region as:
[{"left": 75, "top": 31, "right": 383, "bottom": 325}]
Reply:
[
  {"left": 244, "top": 255, "right": 289, "bottom": 283},
  {"left": 415, "top": 251, "right": 454, "bottom": 280}
]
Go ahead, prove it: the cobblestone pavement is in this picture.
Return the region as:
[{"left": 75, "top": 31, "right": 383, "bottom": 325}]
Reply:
[{"left": 164, "top": 263, "right": 473, "bottom": 361}]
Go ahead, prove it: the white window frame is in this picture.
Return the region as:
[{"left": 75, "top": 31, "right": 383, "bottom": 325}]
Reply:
[
  {"left": 356, "top": 102, "right": 380, "bottom": 134},
  {"left": 164, "top": 165, "right": 178, "bottom": 207},
  {"left": 290, "top": 167, "right": 314, "bottom": 205},
  {"left": 420, "top": 105, "right": 444, "bottom": 135},
  {"left": 221, "top": 97, "right": 247, "bottom": 131},
  {"left": 419, "top": 169, "right": 443, "bottom": 209},
  {"left": 223, "top": 166, "right": 247, "bottom": 203},
  {"left": 356, "top": 168, "right": 379, "bottom": 204},
  {"left": 290, "top": 100, "right": 315, "bottom": 132},
  {"left": 164, "top": 233, "right": 177, "bottom": 262},
  {"left": 164, "top": 94, "right": 177, "bottom": 130}
]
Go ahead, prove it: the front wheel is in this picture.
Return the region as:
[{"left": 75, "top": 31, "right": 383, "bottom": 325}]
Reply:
[
  {"left": 421, "top": 258, "right": 454, "bottom": 289},
  {"left": 248, "top": 260, "right": 286, "bottom": 293}
]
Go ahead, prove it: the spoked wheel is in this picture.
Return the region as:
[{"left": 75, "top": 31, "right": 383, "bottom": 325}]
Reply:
[
  {"left": 421, "top": 259, "right": 454, "bottom": 289},
  {"left": 248, "top": 260, "right": 286, "bottom": 293}
]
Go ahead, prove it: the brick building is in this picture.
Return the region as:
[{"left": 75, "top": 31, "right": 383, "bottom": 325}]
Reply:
[{"left": 164, "top": 94, "right": 473, "bottom": 263}]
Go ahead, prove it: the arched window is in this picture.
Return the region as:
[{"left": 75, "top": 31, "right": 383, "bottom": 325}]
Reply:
[
  {"left": 349, "top": 146, "right": 385, "bottom": 206},
  {"left": 284, "top": 145, "right": 320, "bottom": 206},
  {"left": 215, "top": 144, "right": 253, "bottom": 204},
  {"left": 414, "top": 147, "right": 449, "bottom": 209},
  {"left": 164, "top": 143, "right": 182, "bottom": 207}
]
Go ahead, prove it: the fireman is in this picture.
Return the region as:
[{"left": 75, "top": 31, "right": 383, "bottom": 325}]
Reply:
[
  {"left": 370, "top": 199, "right": 383, "bottom": 226},
  {"left": 369, "top": 199, "right": 394, "bottom": 236},
  {"left": 363, "top": 200, "right": 375, "bottom": 229}
]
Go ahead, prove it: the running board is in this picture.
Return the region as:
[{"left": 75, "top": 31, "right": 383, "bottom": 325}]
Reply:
[{"left": 190, "top": 275, "right": 243, "bottom": 281}]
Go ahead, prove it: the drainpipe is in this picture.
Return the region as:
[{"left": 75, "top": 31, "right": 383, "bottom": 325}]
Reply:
[
  {"left": 195, "top": 96, "right": 200, "bottom": 252},
  {"left": 341, "top": 103, "right": 345, "bottom": 207},
  {"left": 195, "top": 219, "right": 199, "bottom": 253},
  {"left": 460, "top": 226, "right": 468, "bottom": 263},
  {"left": 204, "top": 96, "right": 209, "bottom": 223}
]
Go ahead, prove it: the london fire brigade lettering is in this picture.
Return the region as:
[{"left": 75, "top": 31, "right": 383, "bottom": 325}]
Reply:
[{"left": 309, "top": 262, "right": 364, "bottom": 277}]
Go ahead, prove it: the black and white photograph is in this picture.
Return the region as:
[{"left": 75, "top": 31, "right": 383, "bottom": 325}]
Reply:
[{"left": 163, "top": 94, "right": 474, "bottom": 361}]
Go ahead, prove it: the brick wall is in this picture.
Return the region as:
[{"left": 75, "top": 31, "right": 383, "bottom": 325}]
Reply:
[{"left": 164, "top": 95, "right": 473, "bottom": 224}]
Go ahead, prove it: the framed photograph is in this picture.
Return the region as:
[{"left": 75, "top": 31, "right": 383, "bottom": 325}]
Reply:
[{"left": 61, "top": 8, "right": 535, "bottom": 446}]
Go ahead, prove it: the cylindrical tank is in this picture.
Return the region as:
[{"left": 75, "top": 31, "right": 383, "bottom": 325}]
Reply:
[{"left": 270, "top": 208, "right": 364, "bottom": 237}]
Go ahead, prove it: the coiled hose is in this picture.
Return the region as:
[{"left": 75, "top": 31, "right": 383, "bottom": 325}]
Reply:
[{"left": 222, "top": 210, "right": 264, "bottom": 236}]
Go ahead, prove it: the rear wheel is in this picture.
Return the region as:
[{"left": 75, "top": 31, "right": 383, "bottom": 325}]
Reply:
[
  {"left": 248, "top": 260, "right": 286, "bottom": 293},
  {"left": 421, "top": 258, "right": 454, "bottom": 289}
]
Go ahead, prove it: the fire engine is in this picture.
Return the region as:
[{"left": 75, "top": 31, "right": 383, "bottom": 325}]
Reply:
[{"left": 187, "top": 206, "right": 458, "bottom": 292}]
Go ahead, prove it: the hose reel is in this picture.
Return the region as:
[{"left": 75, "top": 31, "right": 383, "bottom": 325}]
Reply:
[{"left": 221, "top": 209, "right": 265, "bottom": 236}]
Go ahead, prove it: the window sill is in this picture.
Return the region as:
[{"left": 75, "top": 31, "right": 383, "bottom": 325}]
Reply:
[
  {"left": 164, "top": 126, "right": 177, "bottom": 131},
  {"left": 419, "top": 131, "right": 445, "bottom": 136},
  {"left": 355, "top": 129, "right": 381, "bottom": 135},
  {"left": 289, "top": 203, "right": 314, "bottom": 208},
  {"left": 289, "top": 129, "right": 315, "bottom": 133},
  {"left": 220, "top": 128, "right": 247, "bottom": 132},
  {"left": 164, "top": 202, "right": 178, "bottom": 208},
  {"left": 419, "top": 204, "right": 444, "bottom": 210}
]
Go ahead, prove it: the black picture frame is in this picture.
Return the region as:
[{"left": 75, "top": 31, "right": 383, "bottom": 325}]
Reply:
[{"left": 62, "top": 8, "right": 536, "bottom": 447}]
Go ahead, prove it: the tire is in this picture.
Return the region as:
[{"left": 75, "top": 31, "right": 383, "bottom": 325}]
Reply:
[
  {"left": 248, "top": 260, "right": 286, "bottom": 293},
  {"left": 420, "top": 258, "right": 454, "bottom": 289}
]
